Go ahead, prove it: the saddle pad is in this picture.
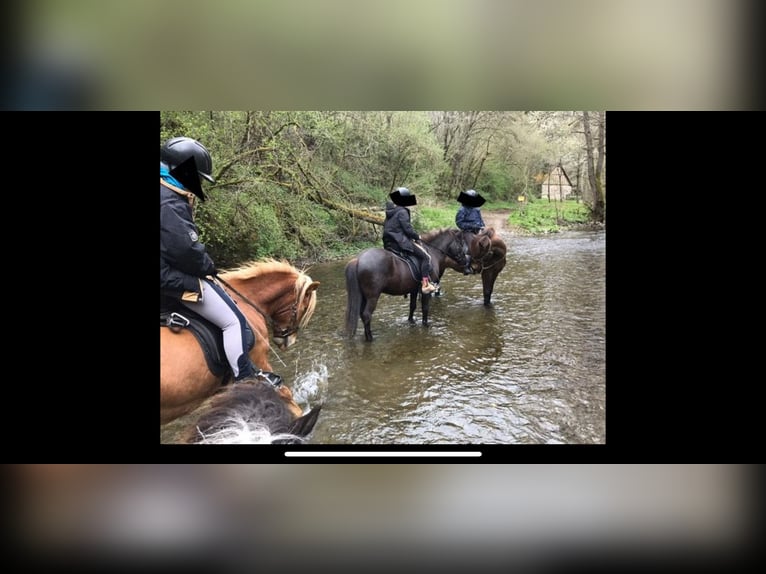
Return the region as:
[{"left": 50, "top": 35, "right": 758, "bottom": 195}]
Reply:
[{"left": 389, "top": 250, "right": 421, "bottom": 283}]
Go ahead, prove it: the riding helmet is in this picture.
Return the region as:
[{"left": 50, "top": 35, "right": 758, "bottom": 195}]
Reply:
[
  {"left": 457, "top": 189, "right": 486, "bottom": 207},
  {"left": 161, "top": 137, "right": 215, "bottom": 201},
  {"left": 390, "top": 187, "right": 417, "bottom": 207}
]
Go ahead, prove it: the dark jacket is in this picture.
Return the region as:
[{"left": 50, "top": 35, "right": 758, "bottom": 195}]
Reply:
[
  {"left": 160, "top": 180, "right": 216, "bottom": 300},
  {"left": 383, "top": 201, "right": 420, "bottom": 253},
  {"left": 456, "top": 205, "right": 485, "bottom": 233}
]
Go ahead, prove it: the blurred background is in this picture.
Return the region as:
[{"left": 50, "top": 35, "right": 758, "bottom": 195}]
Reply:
[
  {"left": 6, "top": 464, "right": 760, "bottom": 573},
  {"left": 3, "top": 0, "right": 760, "bottom": 110}
]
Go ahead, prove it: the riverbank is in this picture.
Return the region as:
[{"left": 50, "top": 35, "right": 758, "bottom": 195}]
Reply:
[{"left": 293, "top": 206, "right": 603, "bottom": 268}]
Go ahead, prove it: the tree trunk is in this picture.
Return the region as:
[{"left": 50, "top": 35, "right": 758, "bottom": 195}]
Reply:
[
  {"left": 594, "top": 111, "right": 606, "bottom": 220},
  {"left": 582, "top": 112, "right": 605, "bottom": 222}
]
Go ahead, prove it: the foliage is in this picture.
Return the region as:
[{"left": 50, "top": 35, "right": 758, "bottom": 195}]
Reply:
[
  {"left": 508, "top": 199, "right": 590, "bottom": 234},
  {"left": 416, "top": 206, "right": 457, "bottom": 230},
  {"left": 160, "top": 111, "right": 604, "bottom": 265},
  {"left": 476, "top": 158, "right": 515, "bottom": 200}
]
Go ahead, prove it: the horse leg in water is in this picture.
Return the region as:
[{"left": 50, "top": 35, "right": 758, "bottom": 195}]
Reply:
[
  {"left": 407, "top": 289, "right": 432, "bottom": 325},
  {"left": 361, "top": 294, "right": 380, "bottom": 342},
  {"left": 407, "top": 288, "right": 418, "bottom": 323},
  {"left": 481, "top": 259, "right": 506, "bottom": 306},
  {"left": 420, "top": 291, "right": 432, "bottom": 325}
]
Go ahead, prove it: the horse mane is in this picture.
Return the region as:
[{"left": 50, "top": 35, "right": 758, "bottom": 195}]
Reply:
[
  {"left": 219, "top": 259, "right": 318, "bottom": 329},
  {"left": 182, "top": 381, "right": 306, "bottom": 444},
  {"left": 220, "top": 258, "right": 300, "bottom": 281}
]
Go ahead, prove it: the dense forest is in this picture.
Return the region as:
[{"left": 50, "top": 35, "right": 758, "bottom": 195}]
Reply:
[{"left": 160, "top": 111, "right": 605, "bottom": 267}]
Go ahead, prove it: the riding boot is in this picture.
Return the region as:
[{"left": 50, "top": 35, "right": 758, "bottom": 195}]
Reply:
[
  {"left": 235, "top": 360, "right": 284, "bottom": 387},
  {"left": 463, "top": 254, "right": 473, "bottom": 275},
  {"left": 234, "top": 360, "right": 258, "bottom": 382}
]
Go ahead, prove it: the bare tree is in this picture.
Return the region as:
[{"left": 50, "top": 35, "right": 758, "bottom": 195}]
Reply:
[{"left": 582, "top": 111, "right": 606, "bottom": 222}]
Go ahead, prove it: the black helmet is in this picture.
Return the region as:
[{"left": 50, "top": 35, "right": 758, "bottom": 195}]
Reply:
[
  {"left": 160, "top": 137, "right": 215, "bottom": 200},
  {"left": 457, "top": 189, "right": 486, "bottom": 207},
  {"left": 390, "top": 187, "right": 417, "bottom": 207}
]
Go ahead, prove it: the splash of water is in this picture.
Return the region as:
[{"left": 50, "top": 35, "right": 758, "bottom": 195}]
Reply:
[{"left": 291, "top": 361, "right": 329, "bottom": 409}]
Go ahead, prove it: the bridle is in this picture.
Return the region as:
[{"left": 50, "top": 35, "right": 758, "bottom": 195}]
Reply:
[
  {"left": 477, "top": 253, "right": 503, "bottom": 271},
  {"left": 214, "top": 274, "right": 302, "bottom": 340},
  {"left": 474, "top": 235, "right": 504, "bottom": 271},
  {"left": 419, "top": 230, "right": 467, "bottom": 266}
]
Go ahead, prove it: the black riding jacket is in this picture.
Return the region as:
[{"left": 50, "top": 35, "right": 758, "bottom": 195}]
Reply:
[
  {"left": 160, "top": 180, "right": 216, "bottom": 299},
  {"left": 382, "top": 201, "right": 420, "bottom": 253}
]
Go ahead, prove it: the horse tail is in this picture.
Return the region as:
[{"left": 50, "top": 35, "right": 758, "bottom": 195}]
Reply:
[{"left": 344, "top": 258, "right": 362, "bottom": 337}]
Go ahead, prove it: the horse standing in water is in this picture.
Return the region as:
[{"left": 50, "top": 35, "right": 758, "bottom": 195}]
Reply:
[
  {"left": 441, "top": 228, "right": 507, "bottom": 305},
  {"left": 161, "top": 260, "right": 320, "bottom": 425},
  {"left": 179, "top": 379, "right": 322, "bottom": 444},
  {"left": 344, "top": 228, "right": 467, "bottom": 341}
]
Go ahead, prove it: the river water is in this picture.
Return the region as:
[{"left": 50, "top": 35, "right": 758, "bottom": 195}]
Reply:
[
  {"left": 283, "top": 229, "right": 606, "bottom": 445},
  {"left": 161, "top": 228, "right": 605, "bottom": 445}
]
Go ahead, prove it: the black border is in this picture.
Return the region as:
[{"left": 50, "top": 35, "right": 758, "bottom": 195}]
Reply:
[{"left": 14, "top": 111, "right": 760, "bottom": 462}]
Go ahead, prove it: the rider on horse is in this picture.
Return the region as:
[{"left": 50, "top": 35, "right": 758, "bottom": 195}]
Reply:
[
  {"left": 383, "top": 187, "right": 438, "bottom": 295},
  {"left": 456, "top": 189, "right": 487, "bottom": 275},
  {"left": 160, "top": 136, "right": 271, "bottom": 383}
]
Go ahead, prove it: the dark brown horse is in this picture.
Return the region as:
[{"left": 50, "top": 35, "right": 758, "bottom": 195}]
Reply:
[
  {"left": 441, "top": 228, "right": 507, "bottom": 305},
  {"left": 344, "top": 228, "right": 467, "bottom": 341},
  {"left": 161, "top": 260, "right": 320, "bottom": 425},
  {"left": 179, "top": 379, "right": 322, "bottom": 444}
]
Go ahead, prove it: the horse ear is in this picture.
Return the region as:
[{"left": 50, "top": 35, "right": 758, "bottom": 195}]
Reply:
[
  {"left": 307, "top": 281, "right": 320, "bottom": 293},
  {"left": 288, "top": 404, "right": 322, "bottom": 437},
  {"left": 485, "top": 228, "right": 495, "bottom": 239}
]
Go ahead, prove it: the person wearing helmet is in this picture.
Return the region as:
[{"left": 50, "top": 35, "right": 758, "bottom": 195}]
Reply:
[
  {"left": 455, "top": 189, "right": 487, "bottom": 275},
  {"left": 160, "top": 136, "right": 274, "bottom": 383},
  {"left": 383, "top": 187, "right": 438, "bottom": 295}
]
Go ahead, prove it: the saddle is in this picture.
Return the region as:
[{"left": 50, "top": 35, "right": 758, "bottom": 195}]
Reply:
[
  {"left": 387, "top": 249, "right": 422, "bottom": 283},
  {"left": 160, "top": 301, "right": 249, "bottom": 383}
]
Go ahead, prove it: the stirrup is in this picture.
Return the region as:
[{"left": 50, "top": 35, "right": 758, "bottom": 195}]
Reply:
[
  {"left": 255, "top": 369, "right": 283, "bottom": 387},
  {"left": 235, "top": 370, "right": 283, "bottom": 387}
]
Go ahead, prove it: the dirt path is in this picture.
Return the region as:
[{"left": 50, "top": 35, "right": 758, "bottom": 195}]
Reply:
[
  {"left": 482, "top": 209, "right": 509, "bottom": 232},
  {"left": 482, "top": 209, "right": 523, "bottom": 236}
]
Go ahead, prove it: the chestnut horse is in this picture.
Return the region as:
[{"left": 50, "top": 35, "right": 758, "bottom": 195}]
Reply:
[
  {"left": 161, "top": 259, "right": 320, "bottom": 425},
  {"left": 344, "top": 228, "right": 467, "bottom": 341},
  {"left": 441, "top": 228, "right": 507, "bottom": 305},
  {"left": 179, "top": 379, "right": 322, "bottom": 444}
]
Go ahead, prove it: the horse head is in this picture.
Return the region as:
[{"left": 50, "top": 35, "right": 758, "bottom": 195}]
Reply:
[
  {"left": 218, "top": 260, "right": 320, "bottom": 350},
  {"left": 182, "top": 379, "right": 322, "bottom": 444},
  {"left": 270, "top": 272, "right": 321, "bottom": 350},
  {"left": 471, "top": 229, "right": 493, "bottom": 260},
  {"left": 421, "top": 228, "right": 468, "bottom": 267}
]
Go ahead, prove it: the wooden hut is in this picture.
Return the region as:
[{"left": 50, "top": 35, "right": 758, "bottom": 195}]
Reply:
[{"left": 541, "top": 165, "right": 573, "bottom": 201}]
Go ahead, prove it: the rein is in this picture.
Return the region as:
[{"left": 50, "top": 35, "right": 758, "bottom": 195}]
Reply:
[
  {"left": 472, "top": 232, "right": 502, "bottom": 271},
  {"left": 419, "top": 231, "right": 465, "bottom": 264},
  {"left": 479, "top": 257, "right": 503, "bottom": 271},
  {"left": 213, "top": 274, "right": 300, "bottom": 339}
]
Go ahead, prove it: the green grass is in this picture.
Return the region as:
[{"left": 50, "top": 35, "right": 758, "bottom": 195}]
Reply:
[
  {"left": 417, "top": 199, "right": 590, "bottom": 234},
  {"left": 416, "top": 206, "right": 457, "bottom": 230},
  {"left": 509, "top": 199, "right": 589, "bottom": 233}
]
